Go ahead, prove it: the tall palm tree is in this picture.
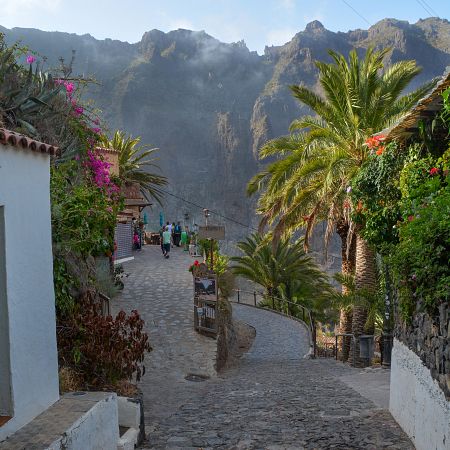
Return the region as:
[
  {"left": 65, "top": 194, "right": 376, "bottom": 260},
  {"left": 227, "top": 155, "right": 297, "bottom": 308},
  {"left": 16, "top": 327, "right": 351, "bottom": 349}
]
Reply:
[
  {"left": 249, "top": 47, "right": 436, "bottom": 365},
  {"left": 100, "top": 130, "right": 167, "bottom": 204}
]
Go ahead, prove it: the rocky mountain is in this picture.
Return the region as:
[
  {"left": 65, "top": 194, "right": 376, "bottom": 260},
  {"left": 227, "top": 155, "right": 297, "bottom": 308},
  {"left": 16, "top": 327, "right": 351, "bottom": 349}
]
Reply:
[{"left": 3, "top": 18, "right": 450, "bottom": 263}]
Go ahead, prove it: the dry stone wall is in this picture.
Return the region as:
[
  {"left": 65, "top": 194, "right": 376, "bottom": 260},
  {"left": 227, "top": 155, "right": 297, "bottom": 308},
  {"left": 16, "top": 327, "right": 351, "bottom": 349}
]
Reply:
[{"left": 395, "top": 303, "right": 450, "bottom": 399}]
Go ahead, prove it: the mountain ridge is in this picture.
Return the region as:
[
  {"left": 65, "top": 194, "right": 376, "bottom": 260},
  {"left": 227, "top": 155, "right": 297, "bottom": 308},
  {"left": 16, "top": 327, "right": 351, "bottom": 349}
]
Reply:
[{"left": 2, "top": 18, "right": 450, "bottom": 262}]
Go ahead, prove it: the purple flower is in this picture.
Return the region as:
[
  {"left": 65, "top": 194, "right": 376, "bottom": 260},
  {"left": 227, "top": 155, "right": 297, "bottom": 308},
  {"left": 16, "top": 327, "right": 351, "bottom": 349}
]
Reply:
[
  {"left": 26, "top": 55, "right": 36, "bottom": 64},
  {"left": 346, "top": 186, "right": 352, "bottom": 193},
  {"left": 92, "top": 127, "right": 102, "bottom": 134},
  {"left": 74, "top": 106, "right": 84, "bottom": 116}
]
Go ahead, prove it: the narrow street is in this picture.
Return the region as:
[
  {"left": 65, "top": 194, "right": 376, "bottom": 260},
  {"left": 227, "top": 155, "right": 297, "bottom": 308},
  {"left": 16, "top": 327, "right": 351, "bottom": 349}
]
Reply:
[{"left": 114, "top": 246, "right": 413, "bottom": 449}]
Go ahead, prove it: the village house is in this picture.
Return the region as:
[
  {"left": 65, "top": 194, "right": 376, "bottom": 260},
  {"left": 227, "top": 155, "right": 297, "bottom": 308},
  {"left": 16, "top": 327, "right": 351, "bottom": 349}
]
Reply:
[{"left": 0, "top": 129, "right": 60, "bottom": 440}]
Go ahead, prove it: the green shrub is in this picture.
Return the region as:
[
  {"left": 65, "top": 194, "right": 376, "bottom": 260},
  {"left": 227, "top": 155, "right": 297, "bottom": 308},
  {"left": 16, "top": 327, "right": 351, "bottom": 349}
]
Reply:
[{"left": 390, "top": 176, "right": 450, "bottom": 318}]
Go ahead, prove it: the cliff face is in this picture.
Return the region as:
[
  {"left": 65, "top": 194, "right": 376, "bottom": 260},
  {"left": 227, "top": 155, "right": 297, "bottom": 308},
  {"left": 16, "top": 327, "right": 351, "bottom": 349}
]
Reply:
[{"left": 3, "top": 18, "right": 450, "bottom": 260}]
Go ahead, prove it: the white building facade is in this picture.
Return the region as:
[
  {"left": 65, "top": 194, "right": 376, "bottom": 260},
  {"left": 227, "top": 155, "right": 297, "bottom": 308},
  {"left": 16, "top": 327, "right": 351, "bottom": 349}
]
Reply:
[{"left": 0, "top": 129, "right": 60, "bottom": 441}]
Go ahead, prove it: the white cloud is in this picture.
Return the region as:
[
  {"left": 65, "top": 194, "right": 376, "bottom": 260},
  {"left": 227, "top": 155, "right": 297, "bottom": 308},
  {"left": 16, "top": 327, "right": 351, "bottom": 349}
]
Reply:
[
  {"left": 167, "top": 18, "right": 195, "bottom": 31},
  {"left": 3, "top": 0, "right": 61, "bottom": 16},
  {"left": 266, "top": 27, "right": 297, "bottom": 46}
]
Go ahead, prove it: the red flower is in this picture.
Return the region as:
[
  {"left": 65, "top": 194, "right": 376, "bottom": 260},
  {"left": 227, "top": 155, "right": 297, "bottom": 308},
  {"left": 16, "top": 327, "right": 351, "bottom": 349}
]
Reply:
[
  {"left": 365, "top": 134, "right": 385, "bottom": 150},
  {"left": 194, "top": 260, "right": 199, "bottom": 266},
  {"left": 429, "top": 167, "right": 439, "bottom": 176},
  {"left": 365, "top": 137, "right": 379, "bottom": 149},
  {"left": 376, "top": 146, "right": 385, "bottom": 156},
  {"left": 407, "top": 215, "right": 414, "bottom": 222},
  {"left": 356, "top": 200, "right": 363, "bottom": 212}
]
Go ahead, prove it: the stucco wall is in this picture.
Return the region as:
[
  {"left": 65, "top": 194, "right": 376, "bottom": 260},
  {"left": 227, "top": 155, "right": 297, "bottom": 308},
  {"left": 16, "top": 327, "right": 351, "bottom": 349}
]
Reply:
[
  {"left": 390, "top": 338, "right": 450, "bottom": 450},
  {"left": 0, "top": 144, "right": 59, "bottom": 440},
  {"left": 52, "top": 393, "right": 119, "bottom": 450}
]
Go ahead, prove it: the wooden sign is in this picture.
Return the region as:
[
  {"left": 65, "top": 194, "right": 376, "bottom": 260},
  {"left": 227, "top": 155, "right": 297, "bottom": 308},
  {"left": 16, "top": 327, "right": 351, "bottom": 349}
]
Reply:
[
  {"left": 194, "top": 276, "right": 218, "bottom": 301},
  {"left": 198, "top": 225, "right": 225, "bottom": 240}
]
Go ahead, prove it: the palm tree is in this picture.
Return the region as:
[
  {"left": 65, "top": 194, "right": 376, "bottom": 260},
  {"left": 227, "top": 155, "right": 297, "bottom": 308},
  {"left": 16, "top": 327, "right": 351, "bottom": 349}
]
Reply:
[
  {"left": 249, "top": 47, "right": 436, "bottom": 365},
  {"left": 231, "top": 233, "right": 330, "bottom": 313},
  {"left": 100, "top": 130, "right": 167, "bottom": 204}
]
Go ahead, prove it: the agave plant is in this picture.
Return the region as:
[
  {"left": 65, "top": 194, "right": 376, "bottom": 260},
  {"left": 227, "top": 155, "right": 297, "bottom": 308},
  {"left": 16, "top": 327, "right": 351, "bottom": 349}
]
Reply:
[{"left": 0, "top": 36, "right": 62, "bottom": 136}]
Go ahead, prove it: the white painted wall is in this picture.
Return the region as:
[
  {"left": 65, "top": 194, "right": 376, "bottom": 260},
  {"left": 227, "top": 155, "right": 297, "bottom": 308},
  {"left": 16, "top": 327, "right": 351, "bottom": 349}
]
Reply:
[
  {"left": 390, "top": 338, "right": 450, "bottom": 450},
  {"left": 0, "top": 144, "right": 59, "bottom": 440},
  {"left": 50, "top": 393, "right": 119, "bottom": 450}
]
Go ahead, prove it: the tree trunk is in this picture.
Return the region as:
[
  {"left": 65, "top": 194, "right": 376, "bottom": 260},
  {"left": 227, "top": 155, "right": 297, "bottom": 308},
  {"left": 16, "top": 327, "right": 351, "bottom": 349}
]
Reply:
[
  {"left": 336, "top": 219, "right": 356, "bottom": 362},
  {"left": 348, "top": 232, "right": 377, "bottom": 367}
]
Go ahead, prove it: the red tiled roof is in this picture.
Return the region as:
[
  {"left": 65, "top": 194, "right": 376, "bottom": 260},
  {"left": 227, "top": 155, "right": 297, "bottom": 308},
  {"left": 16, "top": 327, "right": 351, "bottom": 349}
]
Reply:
[
  {"left": 0, "top": 128, "right": 60, "bottom": 157},
  {"left": 95, "top": 146, "right": 119, "bottom": 154}
]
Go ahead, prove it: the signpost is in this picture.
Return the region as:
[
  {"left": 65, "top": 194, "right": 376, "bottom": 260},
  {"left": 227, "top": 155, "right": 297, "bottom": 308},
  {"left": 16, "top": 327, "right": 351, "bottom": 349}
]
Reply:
[{"left": 197, "top": 225, "right": 225, "bottom": 240}]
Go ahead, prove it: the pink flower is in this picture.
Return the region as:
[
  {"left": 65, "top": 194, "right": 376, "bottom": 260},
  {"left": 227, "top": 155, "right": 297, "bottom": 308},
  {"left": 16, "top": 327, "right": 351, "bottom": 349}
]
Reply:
[
  {"left": 92, "top": 127, "right": 102, "bottom": 134},
  {"left": 55, "top": 78, "right": 64, "bottom": 85},
  {"left": 26, "top": 55, "right": 36, "bottom": 64},
  {"left": 106, "top": 206, "right": 113, "bottom": 213},
  {"left": 429, "top": 167, "right": 439, "bottom": 176},
  {"left": 64, "top": 82, "right": 74, "bottom": 94},
  {"left": 74, "top": 106, "right": 84, "bottom": 116},
  {"left": 407, "top": 215, "right": 414, "bottom": 222}
]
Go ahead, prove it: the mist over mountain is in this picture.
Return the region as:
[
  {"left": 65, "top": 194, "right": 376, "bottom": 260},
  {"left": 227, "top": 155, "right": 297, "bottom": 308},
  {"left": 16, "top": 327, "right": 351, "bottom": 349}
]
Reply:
[{"left": 3, "top": 18, "right": 450, "bottom": 265}]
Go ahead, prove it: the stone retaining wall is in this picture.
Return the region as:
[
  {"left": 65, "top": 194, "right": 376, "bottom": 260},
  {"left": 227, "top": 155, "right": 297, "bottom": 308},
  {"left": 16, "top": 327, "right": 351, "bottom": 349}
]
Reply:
[
  {"left": 395, "top": 303, "right": 450, "bottom": 398},
  {"left": 391, "top": 302, "right": 450, "bottom": 450}
]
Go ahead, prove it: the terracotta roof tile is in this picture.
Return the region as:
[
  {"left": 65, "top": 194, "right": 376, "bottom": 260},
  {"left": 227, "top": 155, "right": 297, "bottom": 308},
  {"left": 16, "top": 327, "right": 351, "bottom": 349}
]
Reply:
[
  {"left": 0, "top": 128, "right": 60, "bottom": 157},
  {"left": 380, "top": 68, "right": 450, "bottom": 142},
  {"left": 95, "top": 146, "right": 119, "bottom": 154}
]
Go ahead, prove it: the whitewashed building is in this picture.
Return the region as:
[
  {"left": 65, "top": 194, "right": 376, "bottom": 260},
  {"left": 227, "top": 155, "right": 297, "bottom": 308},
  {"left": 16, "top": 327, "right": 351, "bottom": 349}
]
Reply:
[{"left": 0, "top": 128, "right": 60, "bottom": 440}]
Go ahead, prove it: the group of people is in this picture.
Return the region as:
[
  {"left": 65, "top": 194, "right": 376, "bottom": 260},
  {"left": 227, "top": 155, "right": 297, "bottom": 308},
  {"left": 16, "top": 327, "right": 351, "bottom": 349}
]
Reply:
[{"left": 159, "top": 221, "right": 192, "bottom": 258}]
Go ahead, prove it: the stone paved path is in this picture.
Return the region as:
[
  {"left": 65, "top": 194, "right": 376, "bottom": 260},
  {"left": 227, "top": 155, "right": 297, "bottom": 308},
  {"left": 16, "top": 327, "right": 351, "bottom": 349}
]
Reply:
[{"left": 114, "top": 246, "right": 413, "bottom": 449}]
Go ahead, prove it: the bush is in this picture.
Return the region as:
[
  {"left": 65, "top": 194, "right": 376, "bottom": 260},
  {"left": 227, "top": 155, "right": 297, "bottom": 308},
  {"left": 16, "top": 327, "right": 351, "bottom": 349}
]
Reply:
[
  {"left": 390, "top": 180, "right": 450, "bottom": 318},
  {"left": 57, "top": 296, "right": 151, "bottom": 387}
]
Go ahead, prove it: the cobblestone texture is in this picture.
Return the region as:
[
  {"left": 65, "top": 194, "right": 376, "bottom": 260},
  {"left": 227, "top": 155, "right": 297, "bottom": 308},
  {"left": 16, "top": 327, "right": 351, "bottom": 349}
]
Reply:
[{"left": 115, "top": 246, "right": 413, "bottom": 449}]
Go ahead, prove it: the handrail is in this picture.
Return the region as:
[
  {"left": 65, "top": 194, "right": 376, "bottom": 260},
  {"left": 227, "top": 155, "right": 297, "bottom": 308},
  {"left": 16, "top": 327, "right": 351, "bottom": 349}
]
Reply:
[{"left": 231, "top": 288, "right": 316, "bottom": 357}]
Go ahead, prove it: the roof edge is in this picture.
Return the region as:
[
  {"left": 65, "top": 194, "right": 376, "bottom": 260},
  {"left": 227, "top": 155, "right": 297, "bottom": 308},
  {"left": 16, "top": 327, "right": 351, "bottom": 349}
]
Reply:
[{"left": 0, "top": 128, "right": 60, "bottom": 157}]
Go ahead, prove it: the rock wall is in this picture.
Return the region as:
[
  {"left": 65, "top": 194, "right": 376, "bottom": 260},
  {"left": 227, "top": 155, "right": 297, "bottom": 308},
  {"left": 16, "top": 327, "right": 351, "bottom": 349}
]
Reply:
[
  {"left": 390, "top": 303, "right": 450, "bottom": 449},
  {"left": 395, "top": 303, "right": 450, "bottom": 399},
  {"left": 390, "top": 339, "right": 450, "bottom": 450}
]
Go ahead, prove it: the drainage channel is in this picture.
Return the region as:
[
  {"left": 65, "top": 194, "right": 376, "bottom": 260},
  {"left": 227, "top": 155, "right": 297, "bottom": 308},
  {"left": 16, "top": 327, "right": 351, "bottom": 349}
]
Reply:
[{"left": 184, "top": 373, "right": 210, "bottom": 382}]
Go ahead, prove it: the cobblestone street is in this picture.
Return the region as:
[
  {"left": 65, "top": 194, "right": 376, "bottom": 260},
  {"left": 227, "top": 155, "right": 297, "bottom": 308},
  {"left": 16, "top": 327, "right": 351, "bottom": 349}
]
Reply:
[{"left": 114, "top": 246, "right": 413, "bottom": 449}]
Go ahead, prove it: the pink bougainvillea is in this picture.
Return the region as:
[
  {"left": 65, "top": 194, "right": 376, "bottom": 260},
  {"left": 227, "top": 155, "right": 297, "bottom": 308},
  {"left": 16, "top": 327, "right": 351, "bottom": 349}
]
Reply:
[
  {"left": 26, "top": 55, "right": 36, "bottom": 64},
  {"left": 84, "top": 150, "right": 120, "bottom": 200},
  {"left": 74, "top": 106, "right": 84, "bottom": 116}
]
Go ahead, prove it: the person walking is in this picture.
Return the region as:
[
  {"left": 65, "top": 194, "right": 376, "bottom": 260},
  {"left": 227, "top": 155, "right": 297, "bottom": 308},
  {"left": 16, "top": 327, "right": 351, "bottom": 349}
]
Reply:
[
  {"left": 159, "top": 226, "right": 165, "bottom": 255},
  {"left": 181, "top": 226, "right": 189, "bottom": 251},
  {"left": 174, "top": 221, "right": 182, "bottom": 246},
  {"left": 162, "top": 226, "right": 172, "bottom": 258}
]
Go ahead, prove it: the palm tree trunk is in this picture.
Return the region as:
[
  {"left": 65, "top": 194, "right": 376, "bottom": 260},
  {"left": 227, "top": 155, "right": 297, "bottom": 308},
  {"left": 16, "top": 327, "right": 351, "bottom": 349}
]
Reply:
[
  {"left": 348, "top": 232, "right": 377, "bottom": 367},
  {"left": 336, "top": 219, "right": 356, "bottom": 362}
]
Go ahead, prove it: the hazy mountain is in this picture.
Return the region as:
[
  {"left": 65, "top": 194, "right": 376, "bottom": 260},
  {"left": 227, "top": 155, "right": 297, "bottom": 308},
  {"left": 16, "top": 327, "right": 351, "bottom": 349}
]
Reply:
[{"left": 3, "top": 18, "right": 450, "bottom": 266}]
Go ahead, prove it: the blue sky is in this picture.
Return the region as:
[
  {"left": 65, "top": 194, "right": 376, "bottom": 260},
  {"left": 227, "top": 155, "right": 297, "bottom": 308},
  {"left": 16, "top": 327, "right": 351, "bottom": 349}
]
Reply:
[{"left": 2, "top": 0, "right": 448, "bottom": 54}]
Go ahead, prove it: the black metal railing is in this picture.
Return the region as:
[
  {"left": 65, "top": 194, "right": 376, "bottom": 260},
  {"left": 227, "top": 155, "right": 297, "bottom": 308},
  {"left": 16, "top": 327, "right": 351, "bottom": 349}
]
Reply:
[{"left": 231, "top": 288, "right": 316, "bottom": 357}]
